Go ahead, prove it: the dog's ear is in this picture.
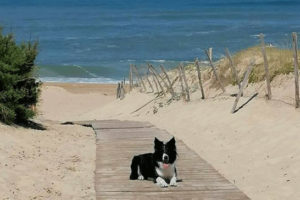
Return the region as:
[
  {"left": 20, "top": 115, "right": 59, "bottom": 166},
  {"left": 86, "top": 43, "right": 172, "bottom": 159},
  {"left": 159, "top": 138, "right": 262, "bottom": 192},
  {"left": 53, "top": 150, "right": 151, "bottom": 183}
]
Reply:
[
  {"left": 168, "top": 137, "right": 176, "bottom": 144},
  {"left": 154, "top": 137, "right": 162, "bottom": 147}
]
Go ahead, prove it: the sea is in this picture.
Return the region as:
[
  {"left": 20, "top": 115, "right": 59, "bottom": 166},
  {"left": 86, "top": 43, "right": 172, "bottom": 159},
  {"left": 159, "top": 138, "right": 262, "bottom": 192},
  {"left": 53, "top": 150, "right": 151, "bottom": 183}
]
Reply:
[{"left": 0, "top": 0, "right": 299, "bottom": 83}]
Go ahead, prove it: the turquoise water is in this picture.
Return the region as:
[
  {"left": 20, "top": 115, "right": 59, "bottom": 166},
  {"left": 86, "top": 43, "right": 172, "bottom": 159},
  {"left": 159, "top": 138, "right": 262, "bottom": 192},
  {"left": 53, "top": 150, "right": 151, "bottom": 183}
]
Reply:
[{"left": 0, "top": 0, "right": 299, "bottom": 83}]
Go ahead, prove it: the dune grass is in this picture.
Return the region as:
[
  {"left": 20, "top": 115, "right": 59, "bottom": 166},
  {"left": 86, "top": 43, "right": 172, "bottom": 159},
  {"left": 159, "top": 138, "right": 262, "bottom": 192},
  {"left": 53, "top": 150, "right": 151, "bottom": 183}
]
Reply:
[{"left": 201, "top": 46, "right": 297, "bottom": 89}]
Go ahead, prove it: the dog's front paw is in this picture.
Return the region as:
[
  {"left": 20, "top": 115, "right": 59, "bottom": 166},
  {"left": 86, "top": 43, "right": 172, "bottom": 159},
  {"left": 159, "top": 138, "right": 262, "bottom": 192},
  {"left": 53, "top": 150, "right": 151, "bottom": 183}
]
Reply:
[
  {"left": 138, "top": 175, "right": 144, "bottom": 180},
  {"left": 156, "top": 177, "right": 168, "bottom": 188},
  {"left": 170, "top": 177, "right": 177, "bottom": 187}
]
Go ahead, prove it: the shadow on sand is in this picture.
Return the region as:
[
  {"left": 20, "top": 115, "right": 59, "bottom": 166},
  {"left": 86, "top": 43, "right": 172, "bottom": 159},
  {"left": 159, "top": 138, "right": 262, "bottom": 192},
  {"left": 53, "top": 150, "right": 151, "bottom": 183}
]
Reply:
[{"left": 234, "top": 93, "right": 258, "bottom": 113}]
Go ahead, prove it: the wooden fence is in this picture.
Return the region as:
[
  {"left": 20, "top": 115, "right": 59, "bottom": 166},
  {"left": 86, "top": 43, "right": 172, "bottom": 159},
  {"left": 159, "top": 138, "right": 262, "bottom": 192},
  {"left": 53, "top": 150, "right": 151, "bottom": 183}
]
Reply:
[{"left": 116, "top": 32, "right": 300, "bottom": 112}]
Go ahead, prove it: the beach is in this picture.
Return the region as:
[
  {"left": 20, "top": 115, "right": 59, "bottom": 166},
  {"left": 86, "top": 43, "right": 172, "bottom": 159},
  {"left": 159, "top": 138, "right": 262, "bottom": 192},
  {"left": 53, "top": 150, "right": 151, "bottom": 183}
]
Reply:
[
  {"left": 1, "top": 1, "right": 299, "bottom": 199},
  {"left": 0, "top": 83, "right": 117, "bottom": 200},
  {"left": 81, "top": 77, "right": 300, "bottom": 200},
  {"left": 1, "top": 76, "right": 299, "bottom": 200},
  {"left": 1, "top": 76, "right": 300, "bottom": 199}
]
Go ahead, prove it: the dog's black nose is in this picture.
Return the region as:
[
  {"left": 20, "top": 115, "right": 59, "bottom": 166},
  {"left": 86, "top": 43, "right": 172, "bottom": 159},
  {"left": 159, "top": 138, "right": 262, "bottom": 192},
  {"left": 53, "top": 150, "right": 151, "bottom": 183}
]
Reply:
[{"left": 163, "top": 155, "right": 169, "bottom": 160}]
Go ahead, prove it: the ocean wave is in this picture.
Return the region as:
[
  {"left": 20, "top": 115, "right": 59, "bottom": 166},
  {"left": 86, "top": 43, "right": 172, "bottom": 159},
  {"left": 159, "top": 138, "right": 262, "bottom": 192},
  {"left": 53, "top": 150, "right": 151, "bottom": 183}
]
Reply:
[
  {"left": 74, "top": 65, "right": 98, "bottom": 78},
  {"left": 107, "top": 45, "right": 117, "bottom": 48},
  {"left": 200, "top": 61, "right": 210, "bottom": 64},
  {"left": 38, "top": 77, "right": 119, "bottom": 84},
  {"left": 66, "top": 37, "right": 78, "bottom": 40},
  {"left": 146, "top": 60, "right": 167, "bottom": 63},
  {"left": 65, "top": 36, "right": 104, "bottom": 40},
  {"left": 250, "top": 34, "right": 264, "bottom": 38},
  {"left": 195, "top": 31, "right": 216, "bottom": 34}
]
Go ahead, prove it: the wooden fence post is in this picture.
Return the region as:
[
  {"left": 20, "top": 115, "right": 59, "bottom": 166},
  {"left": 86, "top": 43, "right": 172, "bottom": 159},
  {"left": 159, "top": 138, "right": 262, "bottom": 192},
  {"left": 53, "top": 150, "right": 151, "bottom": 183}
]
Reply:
[
  {"left": 178, "top": 66, "right": 186, "bottom": 99},
  {"left": 121, "top": 80, "right": 126, "bottom": 97},
  {"left": 292, "top": 32, "right": 300, "bottom": 108},
  {"left": 116, "top": 82, "right": 121, "bottom": 99},
  {"left": 143, "top": 66, "right": 154, "bottom": 92},
  {"left": 260, "top": 33, "right": 272, "bottom": 100},
  {"left": 209, "top": 47, "right": 213, "bottom": 61},
  {"left": 225, "top": 48, "right": 242, "bottom": 90},
  {"left": 147, "top": 63, "right": 159, "bottom": 93},
  {"left": 160, "top": 64, "right": 175, "bottom": 97},
  {"left": 231, "top": 61, "right": 255, "bottom": 114},
  {"left": 129, "top": 64, "right": 133, "bottom": 91},
  {"left": 205, "top": 49, "right": 226, "bottom": 93},
  {"left": 180, "top": 63, "right": 191, "bottom": 102},
  {"left": 133, "top": 65, "right": 146, "bottom": 91},
  {"left": 149, "top": 65, "right": 166, "bottom": 96},
  {"left": 150, "top": 65, "right": 169, "bottom": 93},
  {"left": 195, "top": 59, "right": 205, "bottom": 99}
]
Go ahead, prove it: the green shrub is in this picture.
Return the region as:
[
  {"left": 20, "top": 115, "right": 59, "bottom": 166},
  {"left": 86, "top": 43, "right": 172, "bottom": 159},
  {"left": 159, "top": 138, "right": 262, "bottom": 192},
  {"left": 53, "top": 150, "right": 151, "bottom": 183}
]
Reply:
[{"left": 0, "top": 27, "right": 41, "bottom": 124}]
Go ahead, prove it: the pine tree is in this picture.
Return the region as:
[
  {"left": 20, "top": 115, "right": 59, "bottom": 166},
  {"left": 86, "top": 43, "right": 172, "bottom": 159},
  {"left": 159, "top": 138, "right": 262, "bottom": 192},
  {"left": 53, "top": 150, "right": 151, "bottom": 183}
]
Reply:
[{"left": 0, "top": 27, "right": 41, "bottom": 124}]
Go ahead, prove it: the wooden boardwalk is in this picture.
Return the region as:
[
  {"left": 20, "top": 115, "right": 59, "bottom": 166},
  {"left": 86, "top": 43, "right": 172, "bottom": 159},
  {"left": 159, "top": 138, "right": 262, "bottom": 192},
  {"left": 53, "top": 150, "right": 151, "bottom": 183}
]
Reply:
[{"left": 74, "top": 120, "right": 250, "bottom": 200}]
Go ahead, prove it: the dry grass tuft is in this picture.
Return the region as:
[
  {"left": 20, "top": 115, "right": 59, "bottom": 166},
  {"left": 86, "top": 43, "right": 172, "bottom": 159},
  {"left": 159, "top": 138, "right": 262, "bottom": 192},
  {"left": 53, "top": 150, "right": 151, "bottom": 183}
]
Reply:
[{"left": 207, "top": 46, "right": 298, "bottom": 88}]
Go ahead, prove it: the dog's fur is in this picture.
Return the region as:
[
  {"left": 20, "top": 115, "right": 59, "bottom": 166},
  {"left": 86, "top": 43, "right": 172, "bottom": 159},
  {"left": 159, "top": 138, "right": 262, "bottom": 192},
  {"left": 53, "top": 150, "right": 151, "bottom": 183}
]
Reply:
[{"left": 129, "top": 137, "right": 178, "bottom": 187}]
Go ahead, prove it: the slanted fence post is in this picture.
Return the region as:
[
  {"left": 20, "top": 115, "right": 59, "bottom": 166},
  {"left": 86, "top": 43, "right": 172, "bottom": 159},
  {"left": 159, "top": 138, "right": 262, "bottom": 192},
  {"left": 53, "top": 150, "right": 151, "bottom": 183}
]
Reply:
[
  {"left": 116, "top": 82, "right": 121, "bottom": 99},
  {"left": 149, "top": 65, "right": 166, "bottom": 96},
  {"left": 129, "top": 64, "right": 133, "bottom": 91},
  {"left": 121, "top": 80, "right": 126, "bottom": 98},
  {"left": 133, "top": 65, "right": 146, "bottom": 91},
  {"left": 147, "top": 63, "right": 159, "bottom": 93},
  {"left": 178, "top": 66, "right": 186, "bottom": 99},
  {"left": 143, "top": 66, "right": 154, "bottom": 92},
  {"left": 231, "top": 61, "right": 255, "bottom": 114},
  {"left": 225, "top": 48, "right": 242, "bottom": 91},
  {"left": 292, "top": 32, "right": 300, "bottom": 108},
  {"left": 209, "top": 47, "right": 213, "bottom": 61},
  {"left": 160, "top": 64, "right": 175, "bottom": 97},
  {"left": 151, "top": 65, "right": 169, "bottom": 93},
  {"left": 260, "top": 33, "right": 272, "bottom": 100},
  {"left": 205, "top": 49, "right": 226, "bottom": 93},
  {"left": 180, "top": 63, "right": 191, "bottom": 102},
  {"left": 195, "top": 59, "right": 205, "bottom": 99}
]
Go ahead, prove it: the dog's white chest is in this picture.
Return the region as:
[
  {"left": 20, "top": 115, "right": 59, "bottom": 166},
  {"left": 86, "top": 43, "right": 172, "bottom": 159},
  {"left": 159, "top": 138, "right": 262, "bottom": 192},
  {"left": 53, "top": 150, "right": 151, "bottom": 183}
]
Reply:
[{"left": 156, "top": 162, "right": 175, "bottom": 179}]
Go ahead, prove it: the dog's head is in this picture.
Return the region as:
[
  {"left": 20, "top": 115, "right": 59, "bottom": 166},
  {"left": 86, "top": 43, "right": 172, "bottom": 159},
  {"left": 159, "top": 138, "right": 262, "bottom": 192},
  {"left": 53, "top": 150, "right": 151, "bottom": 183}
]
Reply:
[{"left": 154, "top": 137, "right": 177, "bottom": 167}]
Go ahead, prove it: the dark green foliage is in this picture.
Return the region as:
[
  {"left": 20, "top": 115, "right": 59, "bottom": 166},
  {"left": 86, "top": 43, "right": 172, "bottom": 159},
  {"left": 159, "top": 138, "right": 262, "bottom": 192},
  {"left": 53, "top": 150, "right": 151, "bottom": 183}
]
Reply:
[{"left": 0, "top": 27, "right": 41, "bottom": 124}]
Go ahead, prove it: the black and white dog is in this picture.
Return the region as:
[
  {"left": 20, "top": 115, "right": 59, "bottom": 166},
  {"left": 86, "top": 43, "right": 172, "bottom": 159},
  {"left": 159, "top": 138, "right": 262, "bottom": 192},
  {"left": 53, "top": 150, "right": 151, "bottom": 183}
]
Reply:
[{"left": 129, "top": 137, "right": 177, "bottom": 187}]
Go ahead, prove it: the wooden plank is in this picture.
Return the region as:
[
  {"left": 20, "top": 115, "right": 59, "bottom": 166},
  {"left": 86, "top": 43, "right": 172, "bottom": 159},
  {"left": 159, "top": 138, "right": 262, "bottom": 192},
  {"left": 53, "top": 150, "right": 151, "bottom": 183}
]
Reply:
[
  {"left": 97, "top": 190, "right": 248, "bottom": 200},
  {"left": 231, "top": 61, "right": 255, "bottom": 114},
  {"left": 92, "top": 120, "right": 154, "bottom": 129},
  {"left": 96, "top": 131, "right": 171, "bottom": 140},
  {"left": 64, "top": 119, "right": 118, "bottom": 126},
  {"left": 95, "top": 179, "right": 237, "bottom": 192},
  {"left": 292, "top": 32, "right": 300, "bottom": 108},
  {"left": 92, "top": 120, "right": 250, "bottom": 200},
  {"left": 260, "top": 33, "right": 272, "bottom": 100}
]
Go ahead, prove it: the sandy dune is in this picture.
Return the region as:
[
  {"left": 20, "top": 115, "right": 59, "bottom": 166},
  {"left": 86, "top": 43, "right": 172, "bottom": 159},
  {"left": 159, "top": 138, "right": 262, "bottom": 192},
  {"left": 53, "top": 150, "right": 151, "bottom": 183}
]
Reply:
[
  {"left": 0, "top": 83, "right": 116, "bottom": 200},
  {"left": 1, "top": 75, "right": 300, "bottom": 200},
  {"left": 76, "top": 77, "right": 300, "bottom": 200}
]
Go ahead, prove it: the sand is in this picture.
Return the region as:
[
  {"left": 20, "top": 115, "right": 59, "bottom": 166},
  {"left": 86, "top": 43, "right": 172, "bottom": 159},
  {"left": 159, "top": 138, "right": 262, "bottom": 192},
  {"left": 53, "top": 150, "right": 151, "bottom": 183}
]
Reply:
[
  {"left": 1, "top": 76, "right": 300, "bottom": 200},
  {"left": 40, "top": 83, "right": 116, "bottom": 122},
  {"left": 76, "top": 76, "right": 299, "bottom": 200},
  {"left": 0, "top": 83, "right": 116, "bottom": 200}
]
